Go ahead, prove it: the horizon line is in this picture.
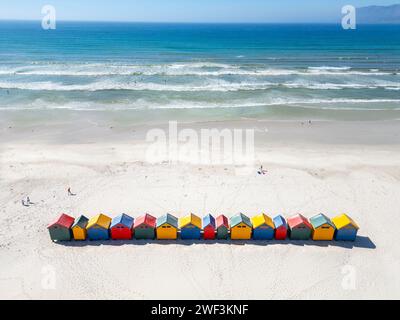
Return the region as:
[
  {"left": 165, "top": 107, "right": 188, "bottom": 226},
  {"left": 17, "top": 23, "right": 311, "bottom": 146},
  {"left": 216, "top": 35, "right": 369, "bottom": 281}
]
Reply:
[
  {"left": 1, "top": 19, "right": 399, "bottom": 25},
  {"left": 0, "top": 18, "right": 342, "bottom": 24},
  {"left": 0, "top": 19, "right": 399, "bottom": 25}
]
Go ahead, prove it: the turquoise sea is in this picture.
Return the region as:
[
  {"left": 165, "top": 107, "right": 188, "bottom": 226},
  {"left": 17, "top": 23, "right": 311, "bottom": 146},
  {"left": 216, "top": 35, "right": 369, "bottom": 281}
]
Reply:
[{"left": 0, "top": 21, "right": 399, "bottom": 120}]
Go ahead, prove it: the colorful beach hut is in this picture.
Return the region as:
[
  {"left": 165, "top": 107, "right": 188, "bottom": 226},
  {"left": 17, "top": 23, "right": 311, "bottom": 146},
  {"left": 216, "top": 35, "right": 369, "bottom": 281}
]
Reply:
[
  {"left": 87, "top": 214, "right": 111, "bottom": 241},
  {"left": 134, "top": 213, "right": 156, "bottom": 240},
  {"left": 273, "top": 215, "right": 288, "bottom": 240},
  {"left": 230, "top": 213, "right": 252, "bottom": 240},
  {"left": 310, "top": 213, "right": 336, "bottom": 241},
  {"left": 179, "top": 213, "right": 202, "bottom": 240},
  {"left": 71, "top": 215, "right": 89, "bottom": 240},
  {"left": 287, "top": 214, "right": 312, "bottom": 240},
  {"left": 332, "top": 214, "right": 359, "bottom": 241},
  {"left": 216, "top": 214, "right": 229, "bottom": 240},
  {"left": 110, "top": 213, "right": 134, "bottom": 240},
  {"left": 156, "top": 213, "right": 179, "bottom": 240},
  {"left": 202, "top": 214, "right": 216, "bottom": 240},
  {"left": 251, "top": 213, "right": 275, "bottom": 240},
  {"left": 47, "top": 213, "right": 74, "bottom": 241}
]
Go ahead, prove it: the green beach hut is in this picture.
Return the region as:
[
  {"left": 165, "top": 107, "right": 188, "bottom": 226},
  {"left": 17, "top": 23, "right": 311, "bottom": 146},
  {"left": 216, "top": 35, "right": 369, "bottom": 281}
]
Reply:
[
  {"left": 134, "top": 213, "right": 157, "bottom": 239},
  {"left": 47, "top": 213, "right": 75, "bottom": 241},
  {"left": 287, "top": 214, "right": 312, "bottom": 240}
]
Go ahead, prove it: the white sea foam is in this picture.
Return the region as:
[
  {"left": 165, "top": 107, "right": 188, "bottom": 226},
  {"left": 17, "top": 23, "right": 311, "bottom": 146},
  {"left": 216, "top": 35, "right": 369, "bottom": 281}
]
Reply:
[
  {"left": 3, "top": 98, "right": 400, "bottom": 112},
  {"left": 0, "top": 79, "right": 399, "bottom": 92},
  {"left": 308, "top": 66, "right": 352, "bottom": 71},
  {"left": 0, "top": 62, "right": 395, "bottom": 77}
]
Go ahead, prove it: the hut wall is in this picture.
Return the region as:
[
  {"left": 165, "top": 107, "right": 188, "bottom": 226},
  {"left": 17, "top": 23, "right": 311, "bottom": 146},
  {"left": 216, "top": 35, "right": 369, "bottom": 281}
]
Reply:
[
  {"left": 49, "top": 226, "right": 71, "bottom": 241},
  {"left": 134, "top": 227, "right": 155, "bottom": 239}
]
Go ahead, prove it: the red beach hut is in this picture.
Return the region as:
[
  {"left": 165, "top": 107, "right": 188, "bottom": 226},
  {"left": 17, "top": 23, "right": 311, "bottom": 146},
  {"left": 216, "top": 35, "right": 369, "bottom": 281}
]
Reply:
[
  {"left": 202, "top": 214, "right": 216, "bottom": 240},
  {"left": 273, "top": 215, "right": 288, "bottom": 240},
  {"left": 110, "top": 214, "right": 134, "bottom": 240}
]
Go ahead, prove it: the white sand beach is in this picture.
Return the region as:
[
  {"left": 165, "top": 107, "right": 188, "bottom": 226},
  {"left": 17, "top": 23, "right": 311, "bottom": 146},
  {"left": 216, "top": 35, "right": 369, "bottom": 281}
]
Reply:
[{"left": 0, "top": 114, "right": 400, "bottom": 299}]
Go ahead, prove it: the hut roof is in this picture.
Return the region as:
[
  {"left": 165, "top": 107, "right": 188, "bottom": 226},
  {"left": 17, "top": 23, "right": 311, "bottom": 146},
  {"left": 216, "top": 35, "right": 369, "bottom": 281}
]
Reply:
[
  {"left": 110, "top": 213, "right": 134, "bottom": 229},
  {"left": 157, "top": 213, "right": 178, "bottom": 229},
  {"left": 87, "top": 214, "right": 112, "bottom": 229},
  {"left": 72, "top": 215, "right": 89, "bottom": 229},
  {"left": 287, "top": 214, "right": 312, "bottom": 229},
  {"left": 48, "top": 213, "right": 75, "bottom": 229},
  {"left": 310, "top": 213, "right": 335, "bottom": 229},
  {"left": 230, "top": 213, "right": 252, "bottom": 228},
  {"left": 216, "top": 214, "right": 229, "bottom": 228},
  {"left": 134, "top": 213, "right": 156, "bottom": 228},
  {"left": 179, "top": 213, "right": 202, "bottom": 229},
  {"left": 251, "top": 213, "right": 275, "bottom": 229},
  {"left": 273, "top": 215, "right": 287, "bottom": 228},
  {"left": 331, "top": 214, "right": 359, "bottom": 230},
  {"left": 202, "top": 214, "right": 216, "bottom": 228}
]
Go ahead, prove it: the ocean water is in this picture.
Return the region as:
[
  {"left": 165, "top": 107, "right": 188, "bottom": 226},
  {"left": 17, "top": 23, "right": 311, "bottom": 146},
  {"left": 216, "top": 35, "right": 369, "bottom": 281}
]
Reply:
[{"left": 0, "top": 21, "right": 399, "bottom": 121}]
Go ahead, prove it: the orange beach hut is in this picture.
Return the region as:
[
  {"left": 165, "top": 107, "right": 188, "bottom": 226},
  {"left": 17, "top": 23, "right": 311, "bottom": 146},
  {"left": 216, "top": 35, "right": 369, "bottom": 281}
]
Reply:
[
  {"left": 310, "top": 213, "right": 335, "bottom": 240},
  {"left": 230, "top": 213, "right": 252, "bottom": 240}
]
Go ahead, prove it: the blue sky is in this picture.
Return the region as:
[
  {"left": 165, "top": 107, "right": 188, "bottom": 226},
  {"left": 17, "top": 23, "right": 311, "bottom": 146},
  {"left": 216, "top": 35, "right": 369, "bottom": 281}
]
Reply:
[{"left": 0, "top": 0, "right": 397, "bottom": 22}]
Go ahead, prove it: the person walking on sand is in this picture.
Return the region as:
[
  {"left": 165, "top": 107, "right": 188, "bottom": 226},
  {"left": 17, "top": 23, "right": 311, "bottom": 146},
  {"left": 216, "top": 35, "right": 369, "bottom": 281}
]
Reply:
[
  {"left": 68, "top": 187, "right": 76, "bottom": 196},
  {"left": 257, "top": 165, "right": 268, "bottom": 175}
]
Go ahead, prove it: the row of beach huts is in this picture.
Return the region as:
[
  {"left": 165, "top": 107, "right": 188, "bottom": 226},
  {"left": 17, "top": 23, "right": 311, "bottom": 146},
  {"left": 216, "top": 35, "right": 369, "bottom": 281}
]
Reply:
[{"left": 48, "top": 212, "right": 359, "bottom": 242}]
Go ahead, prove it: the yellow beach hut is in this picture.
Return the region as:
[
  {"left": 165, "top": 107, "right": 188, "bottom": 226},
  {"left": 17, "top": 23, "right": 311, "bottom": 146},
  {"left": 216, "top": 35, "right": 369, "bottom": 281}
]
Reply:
[
  {"left": 331, "top": 213, "right": 359, "bottom": 241},
  {"left": 230, "top": 213, "right": 252, "bottom": 240},
  {"left": 179, "top": 213, "right": 202, "bottom": 240},
  {"left": 251, "top": 213, "right": 275, "bottom": 240},
  {"left": 156, "top": 213, "right": 179, "bottom": 240},
  {"left": 71, "top": 215, "right": 89, "bottom": 240},
  {"left": 87, "top": 213, "right": 112, "bottom": 240},
  {"left": 310, "top": 213, "right": 336, "bottom": 240}
]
